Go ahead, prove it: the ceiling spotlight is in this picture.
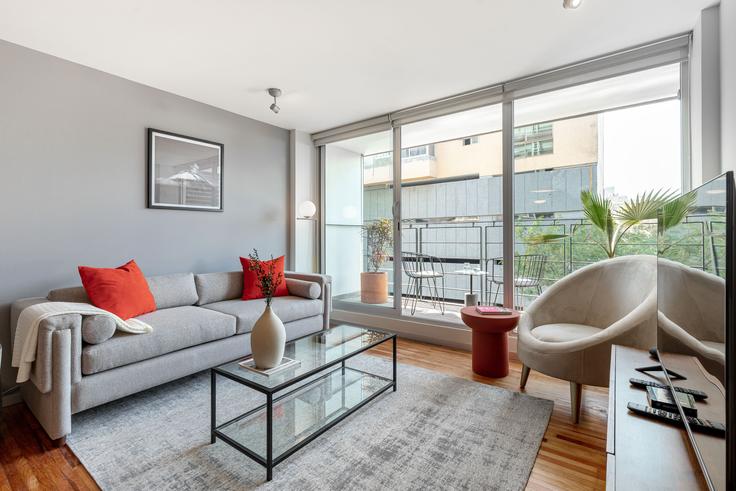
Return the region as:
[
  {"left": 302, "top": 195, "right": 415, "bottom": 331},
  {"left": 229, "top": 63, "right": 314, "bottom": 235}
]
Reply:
[
  {"left": 563, "top": 0, "right": 582, "bottom": 9},
  {"left": 268, "top": 88, "right": 282, "bottom": 114}
]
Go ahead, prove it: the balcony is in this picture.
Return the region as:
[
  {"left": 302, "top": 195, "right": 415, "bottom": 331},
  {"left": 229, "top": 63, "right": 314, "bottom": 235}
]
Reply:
[{"left": 334, "top": 212, "right": 722, "bottom": 326}]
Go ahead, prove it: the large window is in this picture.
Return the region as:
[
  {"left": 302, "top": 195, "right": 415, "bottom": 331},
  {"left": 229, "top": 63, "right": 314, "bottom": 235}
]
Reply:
[
  {"left": 321, "top": 58, "right": 687, "bottom": 325},
  {"left": 510, "top": 64, "right": 682, "bottom": 309}
]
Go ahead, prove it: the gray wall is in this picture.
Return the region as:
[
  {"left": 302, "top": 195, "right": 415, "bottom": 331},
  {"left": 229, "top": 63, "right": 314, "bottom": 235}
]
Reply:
[
  {"left": 0, "top": 40, "right": 290, "bottom": 390},
  {"left": 723, "top": 0, "right": 736, "bottom": 174}
]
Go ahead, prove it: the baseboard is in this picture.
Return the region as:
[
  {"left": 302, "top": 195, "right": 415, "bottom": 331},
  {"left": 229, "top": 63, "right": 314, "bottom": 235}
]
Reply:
[{"left": 332, "top": 309, "right": 520, "bottom": 354}]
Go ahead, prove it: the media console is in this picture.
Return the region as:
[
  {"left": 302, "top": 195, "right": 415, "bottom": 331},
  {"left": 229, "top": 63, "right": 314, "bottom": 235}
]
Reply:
[{"left": 607, "top": 345, "right": 726, "bottom": 490}]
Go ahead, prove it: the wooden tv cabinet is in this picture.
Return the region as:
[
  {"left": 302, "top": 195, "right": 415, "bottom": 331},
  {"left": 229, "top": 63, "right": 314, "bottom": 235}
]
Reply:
[{"left": 607, "top": 345, "right": 726, "bottom": 490}]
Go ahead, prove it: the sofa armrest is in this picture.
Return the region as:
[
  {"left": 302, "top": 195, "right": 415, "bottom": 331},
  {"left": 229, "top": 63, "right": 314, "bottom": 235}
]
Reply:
[
  {"left": 285, "top": 272, "right": 332, "bottom": 328},
  {"left": 11, "top": 298, "right": 83, "bottom": 394}
]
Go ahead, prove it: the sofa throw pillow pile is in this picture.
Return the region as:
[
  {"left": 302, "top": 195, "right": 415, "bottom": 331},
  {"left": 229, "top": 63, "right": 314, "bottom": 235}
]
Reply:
[
  {"left": 239, "top": 255, "right": 289, "bottom": 300},
  {"left": 78, "top": 260, "right": 157, "bottom": 319}
]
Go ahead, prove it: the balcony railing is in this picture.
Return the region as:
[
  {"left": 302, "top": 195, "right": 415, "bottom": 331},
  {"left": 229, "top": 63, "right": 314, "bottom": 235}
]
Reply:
[{"left": 366, "top": 213, "right": 721, "bottom": 309}]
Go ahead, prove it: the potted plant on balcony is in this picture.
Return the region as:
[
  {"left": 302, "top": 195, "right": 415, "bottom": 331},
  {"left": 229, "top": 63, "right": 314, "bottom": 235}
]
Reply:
[{"left": 361, "top": 218, "right": 393, "bottom": 304}]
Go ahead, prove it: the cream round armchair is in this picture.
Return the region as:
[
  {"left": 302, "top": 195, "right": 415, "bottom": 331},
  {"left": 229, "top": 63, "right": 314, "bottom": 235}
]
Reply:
[
  {"left": 657, "top": 258, "right": 725, "bottom": 384},
  {"left": 517, "top": 255, "right": 657, "bottom": 423}
]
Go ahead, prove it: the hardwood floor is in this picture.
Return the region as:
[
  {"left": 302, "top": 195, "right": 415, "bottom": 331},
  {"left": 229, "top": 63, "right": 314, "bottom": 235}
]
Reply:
[{"left": 0, "top": 337, "right": 607, "bottom": 490}]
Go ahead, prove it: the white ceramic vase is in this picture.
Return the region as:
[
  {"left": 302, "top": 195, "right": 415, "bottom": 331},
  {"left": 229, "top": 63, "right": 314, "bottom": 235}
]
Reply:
[{"left": 250, "top": 305, "right": 286, "bottom": 369}]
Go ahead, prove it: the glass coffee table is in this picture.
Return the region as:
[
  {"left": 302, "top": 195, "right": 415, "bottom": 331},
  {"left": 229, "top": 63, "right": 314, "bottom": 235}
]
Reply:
[{"left": 210, "top": 325, "right": 397, "bottom": 481}]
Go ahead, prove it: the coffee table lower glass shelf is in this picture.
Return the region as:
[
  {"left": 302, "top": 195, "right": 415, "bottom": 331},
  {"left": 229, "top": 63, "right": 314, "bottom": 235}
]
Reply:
[{"left": 210, "top": 325, "right": 397, "bottom": 481}]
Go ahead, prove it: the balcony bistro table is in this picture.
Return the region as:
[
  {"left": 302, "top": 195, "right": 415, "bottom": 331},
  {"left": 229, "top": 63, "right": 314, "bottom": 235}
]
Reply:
[
  {"left": 460, "top": 307, "right": 520, "bottom": 377},
  {"left": 451, "top": 269, "right": 488, "bottom": 306}
]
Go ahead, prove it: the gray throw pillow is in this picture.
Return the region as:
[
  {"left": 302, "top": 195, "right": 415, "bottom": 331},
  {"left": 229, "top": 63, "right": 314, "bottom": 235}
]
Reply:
[
  {"left": 82, "top": 315, "right": 116, "bottom": 344},
  {"left": 286, "top": 278, "right": 321, "bottom": 299}
]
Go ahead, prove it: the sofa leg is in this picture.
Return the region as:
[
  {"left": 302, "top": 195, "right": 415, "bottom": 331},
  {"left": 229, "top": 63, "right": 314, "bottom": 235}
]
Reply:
[
  {"left": 520, "top": 364, "right": 531, "bottom": 389},
  {"left": 52, "top": 436, "right": 67, "bottom": 447},
  {"left": 570, "top": 382, "right": 583, "bottom": 424}
]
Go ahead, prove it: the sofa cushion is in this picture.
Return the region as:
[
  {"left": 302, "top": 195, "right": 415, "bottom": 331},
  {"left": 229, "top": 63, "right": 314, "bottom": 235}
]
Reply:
[
  {"left": 78, "top": 259, "right": 156, "bottom": 319},
  {"left": 202, "top": 296, "right": 323, "bottom": 334},
  {"left": 82, "top": 315, "right": 116, "bottom": 344},
  {"left": 531, "top": 323, "right": 602, "bottom": 343},
  {"left": 286, "top": 278, "right": 321, "bottom": 299},
  {"left": 81, "top": 306, "right": 236, "bottom": 375},
  {"left": 194, "top": 271, "right": 243, "bottom": 305},
  {"left": 146, "top": 273, "right": 199, "bottom": 309}
]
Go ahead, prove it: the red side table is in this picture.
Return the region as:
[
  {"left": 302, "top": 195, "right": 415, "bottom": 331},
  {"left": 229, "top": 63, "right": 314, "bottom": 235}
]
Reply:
[{"left": 460, "top": 307, "right": 520, "bottom": 377}]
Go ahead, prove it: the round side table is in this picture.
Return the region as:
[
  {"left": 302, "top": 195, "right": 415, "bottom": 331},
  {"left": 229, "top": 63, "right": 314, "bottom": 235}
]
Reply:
[{"left": 460, "top": 307, "right": 520, "bottom": 377}]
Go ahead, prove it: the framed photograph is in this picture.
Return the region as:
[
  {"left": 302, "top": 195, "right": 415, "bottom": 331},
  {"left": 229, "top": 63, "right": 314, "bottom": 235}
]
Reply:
[{"left": 147, "top": 128, "right": 223, "bottom": 211}]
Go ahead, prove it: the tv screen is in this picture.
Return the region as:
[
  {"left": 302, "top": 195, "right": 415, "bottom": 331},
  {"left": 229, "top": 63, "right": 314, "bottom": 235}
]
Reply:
[{"left": 656, "top": 171, "right": 733, "bottom": 490}]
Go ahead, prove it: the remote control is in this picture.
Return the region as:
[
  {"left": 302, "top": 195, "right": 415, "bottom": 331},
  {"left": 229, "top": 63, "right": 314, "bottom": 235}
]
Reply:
[
  {"left": 629, "top": 378, "right": 708, "bottom": 400},
  {"left": 627, "top": 402, "right": 726, "bottom": 437}
]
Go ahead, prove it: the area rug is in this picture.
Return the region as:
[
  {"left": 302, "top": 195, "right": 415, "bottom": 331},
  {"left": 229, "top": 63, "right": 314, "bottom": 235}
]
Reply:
[{"left": 67, "top": 356, "right": 553, "bottom": 490}]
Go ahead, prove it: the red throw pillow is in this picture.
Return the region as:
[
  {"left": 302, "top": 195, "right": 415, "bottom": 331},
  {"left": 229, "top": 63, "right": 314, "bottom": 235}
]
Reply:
[
  {"left": 240, "top": 255, "right": 289, "bottom": 301},
  {"left": 78, "top": 260, "right": 156, "bottom": 319}
]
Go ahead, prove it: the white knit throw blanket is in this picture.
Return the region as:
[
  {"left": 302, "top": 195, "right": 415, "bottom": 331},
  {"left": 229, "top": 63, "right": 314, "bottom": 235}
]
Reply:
[{"left": 12, "top": 302, "right": 153, "bottom": 383}]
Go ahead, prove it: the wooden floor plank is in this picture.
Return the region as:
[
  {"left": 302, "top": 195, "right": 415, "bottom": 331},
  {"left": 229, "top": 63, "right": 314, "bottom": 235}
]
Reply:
[{"left": 1, "top": 337, "right": 607, "bottom": 490}]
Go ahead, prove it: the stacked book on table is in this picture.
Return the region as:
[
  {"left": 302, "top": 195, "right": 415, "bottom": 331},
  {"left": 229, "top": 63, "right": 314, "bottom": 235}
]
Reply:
[{"left": 475, "top": 306, "right": 513, "bottom": 315}]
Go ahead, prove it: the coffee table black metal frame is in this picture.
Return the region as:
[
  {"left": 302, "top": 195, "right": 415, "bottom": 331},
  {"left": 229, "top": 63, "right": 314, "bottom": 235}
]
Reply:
[{"left": 210, "top": 327, "right": 397, "bottom": 481}]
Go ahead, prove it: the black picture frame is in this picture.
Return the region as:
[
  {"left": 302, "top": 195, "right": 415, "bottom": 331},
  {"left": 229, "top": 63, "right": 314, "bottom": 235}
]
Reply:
[{"left": 147, "top": 128, "right": 224, "bottom": 212}]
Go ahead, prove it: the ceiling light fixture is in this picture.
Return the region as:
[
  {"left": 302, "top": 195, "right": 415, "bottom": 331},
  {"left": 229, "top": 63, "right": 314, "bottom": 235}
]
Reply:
[
  {"left": 563, "top": 0, "right": 582, "bottom": 9},
  {"left": 268, "top": 88, "right": 282, "bottom": 114}
]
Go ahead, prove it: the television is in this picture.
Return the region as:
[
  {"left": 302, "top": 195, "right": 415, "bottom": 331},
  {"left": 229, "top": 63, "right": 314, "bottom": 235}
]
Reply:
[{"left": 656, "top": 171, "right": 734, "bottom": 490}]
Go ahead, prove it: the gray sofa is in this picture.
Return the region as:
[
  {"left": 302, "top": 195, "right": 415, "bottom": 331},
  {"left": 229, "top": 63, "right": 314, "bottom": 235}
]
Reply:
[{"left": 10, "top": 270, "right": 331, "bottom": 443}]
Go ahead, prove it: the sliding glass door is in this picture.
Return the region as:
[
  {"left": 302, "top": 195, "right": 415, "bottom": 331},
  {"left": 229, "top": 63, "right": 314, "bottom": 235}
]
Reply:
[
  {"left": 510, "top": 64, "right": 683, "bottom": 309},
  {"left": 324, "top": 130, "right": 397, "bottom": 312},
  {"left": 319, "top": 54, "right": 689, "bottom": 326},
  {"left": 398, "top": 104, "right": 503, "bottom": 322}
]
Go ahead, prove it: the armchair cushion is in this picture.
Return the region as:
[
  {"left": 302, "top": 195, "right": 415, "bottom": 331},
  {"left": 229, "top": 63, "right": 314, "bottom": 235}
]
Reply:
[{"left": 531, "top": 323, "right": 602, "bottom": 343}]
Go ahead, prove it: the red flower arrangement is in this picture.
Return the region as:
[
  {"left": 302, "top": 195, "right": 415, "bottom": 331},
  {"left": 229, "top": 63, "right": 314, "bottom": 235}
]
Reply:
[{"left": 247, "top": 249, "right": 284, "bottom": 307}]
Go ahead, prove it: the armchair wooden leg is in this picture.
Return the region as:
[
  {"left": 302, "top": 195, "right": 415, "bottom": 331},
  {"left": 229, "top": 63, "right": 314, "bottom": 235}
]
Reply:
[
  {"left": 570, "top": 382, "right": 583, "bottom": 424},
  {"left": 520, "top": 364, "right": 531, "bottom": 389},
  {"left": 52, "top": 436, "right": 67, "bottom": 447}
]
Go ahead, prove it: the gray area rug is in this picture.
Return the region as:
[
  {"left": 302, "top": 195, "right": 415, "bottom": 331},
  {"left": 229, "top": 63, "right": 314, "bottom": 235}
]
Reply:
[{"left": 68, "top": 356, "right": 553, "bottom": 490}]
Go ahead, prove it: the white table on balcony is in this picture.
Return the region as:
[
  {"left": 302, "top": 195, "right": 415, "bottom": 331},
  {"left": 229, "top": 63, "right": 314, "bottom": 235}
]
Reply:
[{"left": 451, "top": 269, "right": 488, "bottom": 307}]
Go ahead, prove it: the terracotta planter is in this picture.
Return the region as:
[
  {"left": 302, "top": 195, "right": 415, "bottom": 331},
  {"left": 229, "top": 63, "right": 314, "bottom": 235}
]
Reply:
[
  {"left": 250, "top": 305, "right": 286, "bottom": 369},
  {"left": 361, "top": 271, "right": 388, "bottom": 304}
]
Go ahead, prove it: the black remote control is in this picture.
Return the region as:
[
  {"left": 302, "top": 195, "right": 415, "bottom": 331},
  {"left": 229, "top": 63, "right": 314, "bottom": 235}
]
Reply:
[
  {"left": 627, "top": 402, "right": 726, "bottom": 437},
  {"left": 628, "top": 378, "right": 708, "bottom": 400}
]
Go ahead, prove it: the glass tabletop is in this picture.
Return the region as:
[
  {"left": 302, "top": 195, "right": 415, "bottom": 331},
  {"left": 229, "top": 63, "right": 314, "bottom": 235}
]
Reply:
[
  {"left": 452, "top": 269, "right": 488, "bottom": 276},
  {"left": 214, "top": 325, "right": 393, "bottom": 391}
]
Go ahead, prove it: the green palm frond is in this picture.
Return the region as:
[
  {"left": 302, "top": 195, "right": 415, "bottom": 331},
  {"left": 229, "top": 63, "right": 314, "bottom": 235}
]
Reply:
[
  {"left": 615, "top": 189, "right": 678, "bottom": 226},
  {"left": 658, "top": 191, "right": 696, "bottom": 232},
  {"left": 580, "top": 190, "right": 612, "bottom": 232}
]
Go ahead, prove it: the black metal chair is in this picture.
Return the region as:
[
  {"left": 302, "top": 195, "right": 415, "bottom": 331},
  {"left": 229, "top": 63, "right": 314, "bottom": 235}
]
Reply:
[
  {"left": 486, "top": 254, "right": 547, "bottom": 309},
  {"left": 401, "top": 252, "right": 445, "bottom": 315}
]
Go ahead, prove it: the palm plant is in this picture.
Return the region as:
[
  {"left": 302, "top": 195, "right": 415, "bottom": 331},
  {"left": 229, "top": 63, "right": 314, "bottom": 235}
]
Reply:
[{"left": 580, "top": 189, "right": 678, "bottom": 258}]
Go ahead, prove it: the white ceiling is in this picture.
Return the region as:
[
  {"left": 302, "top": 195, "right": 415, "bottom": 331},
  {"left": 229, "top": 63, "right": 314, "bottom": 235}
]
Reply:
[{"left": 0, "top": 0, "right": 716, "bottom": 133}]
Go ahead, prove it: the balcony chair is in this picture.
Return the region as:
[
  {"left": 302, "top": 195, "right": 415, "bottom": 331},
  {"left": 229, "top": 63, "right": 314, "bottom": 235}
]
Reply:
[
  {"left": 517, "top": 255, "right": 657, "bottom": 423},
  {"left": 401, "top": 252, "right": 445, "bottom": 315},
  {"left": 486, "top": 254, "right": 547, "bottom": 308},
  {"left": 657, "top": 258, "right": 725, "bottom": 384}
]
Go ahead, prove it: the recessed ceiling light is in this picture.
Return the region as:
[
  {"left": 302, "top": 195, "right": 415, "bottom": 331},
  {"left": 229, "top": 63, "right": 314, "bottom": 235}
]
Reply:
[
  {"left": 533, "top": 199, "right": 547, "bottom": 204},
  {"left": 531, "top": 189, "right": 554, "bottom": 193},
  {"left": 706, "top": 189, "right": 726, "bottom": 194},
  {"left": 563, "top": 0, "right": 582, "bottom": 9}
]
